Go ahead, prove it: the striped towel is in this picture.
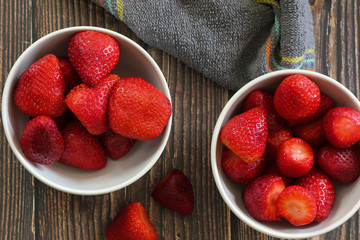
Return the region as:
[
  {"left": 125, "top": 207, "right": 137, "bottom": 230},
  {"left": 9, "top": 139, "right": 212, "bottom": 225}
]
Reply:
[{"left": 92, "top": 0, "right": 315, "bottom": 90}]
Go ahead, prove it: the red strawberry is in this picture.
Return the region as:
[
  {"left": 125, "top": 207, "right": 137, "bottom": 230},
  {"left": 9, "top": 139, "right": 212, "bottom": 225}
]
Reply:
[
  {"left": 266, "top": 128, "right": 293, "bottom": 164},
  {"left": 65, "top": 74, "right": 120, "bottom": 135},
  {"left": 101, "top": 130, "right": 137, "bottom": 160},
  {"left": 276, "top": 138, "right": 314, "bottom": 177},
  {"left": 276, "top": 185, "right": 317, "bottom": 226},
  {"left": 21, "top": 116, "right": 64, "bottom": 165},
  {"left": 106, "top": 202, "right": 158, "bottom": 240},
  {"left": 13, "top": 54, "right": 67, "bottom": 117},
  {"left": 295, "top": 168, "right": 335, "bottom": 222},
  {"left": 288, "top": 94, "right": 335, "bottom": 126},
  {"left": 219, "top": 107, "right": 268, "bottom": 163},
  {"left": 263, "top": 165, "right": 293, "bottom": 186},
  {"left": 322, "top": 107, "right": 360, "bottom": 148},
  {"left": 59, "top": 57, "right": 81, "bottom": 93},
  {"left": 317, "top": 144, "right": 360, "bottom": 183},
  {"left": 59, "top": 120, "right": 107, "bottom": 170},
  {"left": 108, "top": 77, "right": 172, "bottom": 141},
  {"left": 294, "top": 118, "right": 327, "bottom": 148},
  {"left": 151, "top": 168, "right": 194, "bottom": 215},
  {"left": 274, "top": 74, "right": 321, "bottom": 120},
  {"left": 241, "top": 90, "right": 285, "bottom": 134},
  {"left": 53, "top": 109, "right": 75, "bottom": 130},
  {"left": 68, "top": 30, "right": 120, "bottom": 85},
  {"left": 243, "top": 175, "right": 285, "bottom": 221},
  {"left": 221, "top": 147, "right": 266, "bottom": 184}
]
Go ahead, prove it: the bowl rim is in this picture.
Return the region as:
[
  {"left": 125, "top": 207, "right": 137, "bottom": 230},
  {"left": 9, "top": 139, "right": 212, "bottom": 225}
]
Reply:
[
  {"left": 211, "top": 69, "right": 360, "bottom": 238},
  {"left": 2, "top": 26, "right": 172, "bottom": 195}
]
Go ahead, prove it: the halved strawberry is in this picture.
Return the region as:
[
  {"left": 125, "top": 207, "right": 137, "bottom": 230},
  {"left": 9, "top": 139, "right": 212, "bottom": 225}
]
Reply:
[
  {"left": 241, "top": 90, "right": 285, "bottom": 134},
  {"left": 243, "top": 175, "right": 285, "bottom": 221},
  {"left": 151, "top": 169, "right": 194, "bottom": 215},
  {"left": 101, "top": 130, "right": 137, "bottom": 160},
  {"left": 274, "top": 74, "right": 321, "bottom": 121},
  {"left": 221, "top": 147, "right": 266, "bottom": 184},
  {"left": 295, "top": 168, "right": 335, "bottom": 222},
  {"left": 66, "top": 74, "right": 120, "bottom": 135},
  {"left": 266, "top": 128, "right": 293, "bottom": 164},
  {"left": 106, "top": 202, "right": 158, "bottom": 240},
  {"left": 59, "top": 120, "right": 107, "bottom": 170},
  {"left": 21, "top": 116, "right": 64, "bottom": 165},
  {"left": 322, "top": 107, "right": 360, "bottom": 148},
  {"left": 219, "top": 107, "right": 268, "bottom": 163},
  {"left": 276, "top": 138, "right": 314, "bottom": 177},
  {"left": 68, "top": 30, "right": 120, "bottom": 85},
  {"left": 276, "top": 185, "right": 317, "bottom": 226},
  {"left": 294, "top": 118, "right": 327, "bottom": 148},
  {"left": 318, "top": 144, "right": 360, "bottom": 183},
  {"left": 288, "top": 94, "right": 334, "bottom": 127},
  {"left": 13, "top": 54, "right": 67, "bottom": 117}
]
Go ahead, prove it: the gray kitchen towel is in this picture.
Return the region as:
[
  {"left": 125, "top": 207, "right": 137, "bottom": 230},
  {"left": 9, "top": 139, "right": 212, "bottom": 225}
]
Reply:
[{"left": 92, "top": 0, "right": 315, "bottom": 91}]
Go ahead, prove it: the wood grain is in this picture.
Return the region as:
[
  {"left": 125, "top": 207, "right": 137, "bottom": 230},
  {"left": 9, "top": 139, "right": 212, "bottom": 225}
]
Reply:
[{"left": 0, "top": 0, "right": 360, "bottom": 239}]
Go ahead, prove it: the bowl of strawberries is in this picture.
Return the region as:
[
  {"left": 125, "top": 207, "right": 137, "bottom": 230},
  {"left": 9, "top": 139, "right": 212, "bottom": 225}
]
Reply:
[
  {"left": 211, "top": 69, "right": 360, "bottom": 238},
  {"left": 2, "top": 26, "right": 172, "bottom": 195}
]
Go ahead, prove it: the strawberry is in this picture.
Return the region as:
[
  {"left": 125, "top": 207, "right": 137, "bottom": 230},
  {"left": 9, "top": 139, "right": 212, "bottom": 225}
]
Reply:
[
  {"left": 68, "top": 30, "right": 120, "bottom": 85},
  {"left": 294, "top": 118, "right": 327, "bottom": 148},
  {"left": 20, "top": 115, "right": 64, "bottom": 165},
  {"left": 276, "top": 185, "right": 317, "bottom": 226},
  {"left": 266, "top": 128, "right": 293, "bottom": 164},
  {"left": 221, "top": 147, "right": 266, "bottom": 184},
  {"left": 317, "top": 144, "right": 360, "bottom": 183},
  {"left": 274, "top": 74, "right": 321, "bottom": 120},
  {"left": 59, "top": 120, "right": 107, "bottom": 170},
  {"left": 65, "top": 74, "right": 120, "bottom": 135},
  {"left": 58, "top": 57, "right": 81, "bottom": 93},
  {"left": 108, "top": 77, "right": 172, "bottom": 141},
  {"left": 243, "top": 175, "right": 285, "bottom": 221},
  {"left": 263, "top": 165, "right": 293, "bottom": 186},
  {"left": 101, "top": 130, "right": 137, "bottom": 160},
  {"left": 276, "top": 138, "right": 314, "bottom": 177},
  {"left": 288, "top": 94, "right": 334, "bottom": 126},
  {"left": 151, "top": 168, "right": 194, "bottom": 215},
  {"left": 322, "top": 107, "right": 360, "bottom": 148},
  {"left": 295, "top": 168, "right": 335, "bottom": 222},
  {"left": 241, "top": 90, "right": 285, "bottom": 134},
  {"left": 106, "top": 202, "right": 158, "bottom": 240},
  {"left": 13, "top": 54, "right": 67, "bottom": 117},
  {"left": 53, "top": 109, "right": 75, "bottom": 130},
  {"left": 219, "top": 107, "right": 268, "bottom": 163}
]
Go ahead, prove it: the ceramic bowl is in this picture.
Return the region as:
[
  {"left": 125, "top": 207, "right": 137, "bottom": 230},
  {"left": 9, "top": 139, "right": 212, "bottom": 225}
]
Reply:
[
  {"left": 211, "top": 69, "right": 360, "bottom": 238},
  {"left": 2, "top": 26, "right": 172, "bottom": 195}
]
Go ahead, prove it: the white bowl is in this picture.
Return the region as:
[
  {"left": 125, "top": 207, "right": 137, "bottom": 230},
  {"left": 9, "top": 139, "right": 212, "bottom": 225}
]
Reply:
[
  {"left": 2, "top": 26, "right": 172, "bottom": 195},
  {"left": 211, "top": 69, "right": 360, "bottom": 238}
]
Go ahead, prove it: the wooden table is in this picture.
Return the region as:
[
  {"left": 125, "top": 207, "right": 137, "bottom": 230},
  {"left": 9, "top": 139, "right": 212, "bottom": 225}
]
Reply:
[{"left": 1, "top": 0, "right": 359, "bottom": 239}]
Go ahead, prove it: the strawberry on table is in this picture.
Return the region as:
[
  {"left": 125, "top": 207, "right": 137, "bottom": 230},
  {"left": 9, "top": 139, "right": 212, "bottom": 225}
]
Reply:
[
  {"left": 295, "top": 168, "right": 335, "bottom": 222},
  {"left": 21, "top": 115, "right": 64, "bottom": 165},
  {"left": 241, "top": 90, "right": 285, "bottom": 135},
  {"left": 276, "top": 185, "right": 317, "bottom": 226},
  {"left": 219, "top": 107, "right": 268, "bottom": 163},
  {"left": 221, "top": 147, "right": 266, "bottom": 184},
  {"left": 322, "top": 107, "right": 360, "bottom": 148},
  {"left": 101, "top": 130, "right": 137, "bottom": 160},
  {"left": 65, "top": 74, "right": 120, "bottom": 135},
  {"left": 318, "top": 144, "right": 360, "bottom": 183},
  {"left": 243, "top": 175, "right": 285, "bottom": 222},
  {"left": 13, "top": 54, "right": 67, "bottom": 117},
  {"left": 59, "top": 120, "right": 107, "bottom": 170},
  {"left": 276, "top": 138, "right": 314, "bottom": 177},
  {"left": 106, "top": 202, "right": 158, "bottom": 240},
  {"left": 108, "top": 76, "right": 172, "bottom": 141},
  {"left": 58, "top": 57, "right": 81, "bottom": 93},
  {"left": 68, "top": 30, "right": 120, "bottom": 86},
  {"left": 274, "top": 74, "right": 321, "bottom": 120},
  {"left": 151, "top": 168, "right": 194, "bottom": 215}
]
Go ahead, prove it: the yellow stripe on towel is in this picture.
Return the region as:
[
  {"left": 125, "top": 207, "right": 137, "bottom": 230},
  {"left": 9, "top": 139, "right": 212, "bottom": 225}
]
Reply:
[
  {"left": 278, "top": 48, "right": 315, "bottom": 63},
  {"left": 252, "top": 0, "right": 280, "bottom": 9},
  {"left": 117, "top": 0, "right": 123, "bottom": 21}
]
